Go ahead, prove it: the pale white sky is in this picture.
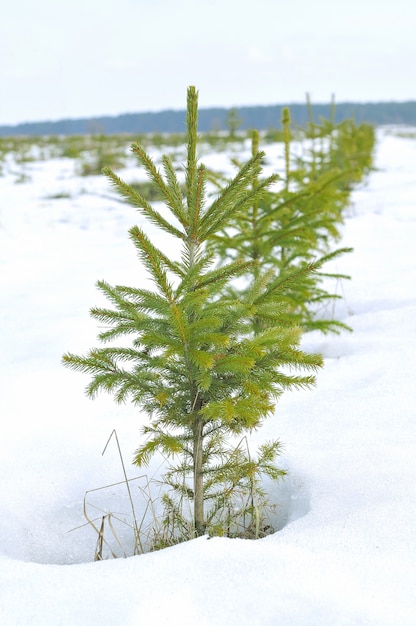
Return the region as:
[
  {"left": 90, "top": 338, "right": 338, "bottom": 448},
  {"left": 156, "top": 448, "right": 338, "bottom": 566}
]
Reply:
[{"left": 1, "top": 0, "right": 415, "bottom": 125}]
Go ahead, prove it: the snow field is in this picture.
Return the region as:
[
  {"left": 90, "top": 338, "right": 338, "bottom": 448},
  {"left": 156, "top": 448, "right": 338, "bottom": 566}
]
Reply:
[{"left": 0, "top": 129, "right": 415, "bottom": 625}]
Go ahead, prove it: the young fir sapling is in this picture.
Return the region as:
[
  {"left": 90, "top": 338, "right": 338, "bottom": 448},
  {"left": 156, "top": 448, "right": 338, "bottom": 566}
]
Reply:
[
  {"left": 63, "top": 86, "right": 322, "bottom": 540},
  {"left": 208, "top": 106, "right": 375, "bottom": 334}
]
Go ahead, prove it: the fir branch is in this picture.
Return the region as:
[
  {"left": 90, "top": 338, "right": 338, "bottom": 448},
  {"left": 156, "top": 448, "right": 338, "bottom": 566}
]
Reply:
[
  {"left": 195, "top": 259, "right": 255, "bottom": 290},
  {"left": 185, "top": 86, "right": 199, "bottom": 216},
  {"left": 129, "top": 225, "right": 175, "bottom": 301},
  {"left": 130, "top": 144, "right": 188, "bottom": 229},
  {"left": 161, "top": 154, "right": 188, "bottom": 226},
  {"left": 103, "top": 166, "right": 185, "bottom": 241},
  {"left": 134, "top": 430, "right": 185, "bottom": 466},
  {"left": 198, "top": 152, "right": 265, "bottom": 237},
  {"left": 202, "top": 172, "right": 279, "bottom": 240},
  {"left": 253, "top": 261, "right": 319, "bottom": 304},
  {"left": 189, "top": 165, "right": 206, "bottom": 240}
]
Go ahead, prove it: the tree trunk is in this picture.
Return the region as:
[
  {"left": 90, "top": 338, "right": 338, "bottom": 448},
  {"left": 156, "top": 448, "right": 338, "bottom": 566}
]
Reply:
[{"left": 193, "top": 416, "right": 205, "bottom": 536}]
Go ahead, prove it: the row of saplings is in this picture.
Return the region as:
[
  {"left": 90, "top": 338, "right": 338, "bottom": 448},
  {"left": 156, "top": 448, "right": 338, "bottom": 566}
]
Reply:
[{"left": 63, "top": 87, "right": 375, "bottom": 557}]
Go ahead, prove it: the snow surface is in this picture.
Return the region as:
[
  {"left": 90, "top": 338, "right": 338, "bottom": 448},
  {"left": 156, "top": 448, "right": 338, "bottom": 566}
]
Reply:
[{"left": 0, "top": 129, "right": 415, "bottom": 625}]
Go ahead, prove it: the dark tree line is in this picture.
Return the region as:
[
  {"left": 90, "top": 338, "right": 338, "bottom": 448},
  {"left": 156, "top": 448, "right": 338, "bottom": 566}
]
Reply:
[{"left": 1, "top": 101, "right": 416, "bottom": 137}]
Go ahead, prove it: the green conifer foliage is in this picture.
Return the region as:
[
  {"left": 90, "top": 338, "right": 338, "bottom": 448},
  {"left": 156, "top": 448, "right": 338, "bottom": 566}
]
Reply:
[
  {"left": 208, "top": 134, "right": 352, "bottom": 332},
  {"left": 63, "top": 87, "right": 323, "bottom": 539},
  {"left": 226, "top": 107, "right": 243, "bottom": 140},
  {"left": 208, "top": 103, "right": 375, "bottom": 334}
]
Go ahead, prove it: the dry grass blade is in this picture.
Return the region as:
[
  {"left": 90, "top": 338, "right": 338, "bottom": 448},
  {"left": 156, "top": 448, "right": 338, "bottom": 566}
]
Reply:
[{"left": 102, "top": 429, "right": 143, "bottom": 554}]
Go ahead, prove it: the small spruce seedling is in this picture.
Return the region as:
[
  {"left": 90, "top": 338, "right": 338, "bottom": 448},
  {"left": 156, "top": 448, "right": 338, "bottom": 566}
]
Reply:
[{"left": 63, "top": 87, "right": 322, "bottom": 539}]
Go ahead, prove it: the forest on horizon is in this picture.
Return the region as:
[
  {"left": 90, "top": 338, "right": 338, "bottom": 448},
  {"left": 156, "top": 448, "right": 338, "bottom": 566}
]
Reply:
[{"left": 1, "top": 100, "right": 415, "bottom": 136}]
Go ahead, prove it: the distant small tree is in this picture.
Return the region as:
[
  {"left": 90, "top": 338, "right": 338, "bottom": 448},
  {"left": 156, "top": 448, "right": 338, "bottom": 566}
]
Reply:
[
  {"left": 63, "top": 87, "right": 322, "bottom": 539},
  {"left": 226, "top": 107, "right": 243, "bottom": 139},
  {"left": 208, "top": 104, "right": 375, "bottom": 334}
]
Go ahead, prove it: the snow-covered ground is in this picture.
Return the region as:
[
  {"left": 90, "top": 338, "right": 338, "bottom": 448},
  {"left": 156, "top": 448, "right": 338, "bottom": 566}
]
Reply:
[{"left": 0, "top": 129, "right": 415, "bottom": 625}]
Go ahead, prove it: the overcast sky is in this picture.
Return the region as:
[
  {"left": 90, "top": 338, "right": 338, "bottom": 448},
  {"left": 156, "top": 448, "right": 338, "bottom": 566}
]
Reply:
[{"left": 1, "top": 0, "right": 415, "bottom": 125}]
